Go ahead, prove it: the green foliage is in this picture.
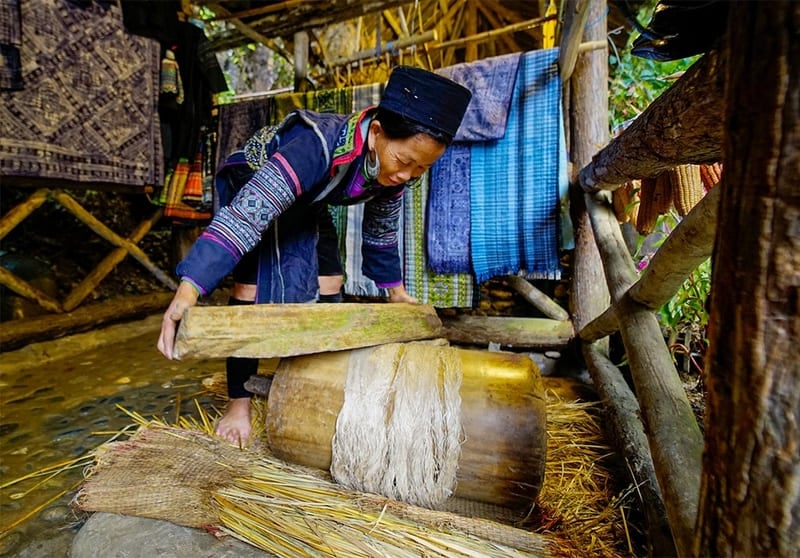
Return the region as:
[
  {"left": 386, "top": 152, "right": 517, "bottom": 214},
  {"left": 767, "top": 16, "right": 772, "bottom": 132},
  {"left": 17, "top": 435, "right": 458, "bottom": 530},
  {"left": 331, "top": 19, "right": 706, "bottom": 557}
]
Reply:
[{"left": 608, "top": 2, "right": 699, "bottom": 131}]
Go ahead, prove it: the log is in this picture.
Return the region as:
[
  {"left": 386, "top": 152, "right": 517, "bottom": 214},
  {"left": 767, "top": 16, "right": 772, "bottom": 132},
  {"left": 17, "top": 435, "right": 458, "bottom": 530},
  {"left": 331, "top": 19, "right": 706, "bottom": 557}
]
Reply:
[
  {"left": 0, "top": 266, "right": 62, "bottom": 314},
  {"left": 585, "top": 191, "right": 703, "bottom": 558},
  {"left": 440, "top": 315, "right": 573, "bottom": 349},
  {"left": 579, "top": 48, "right": 726, "bottom": 192},
  {"left": 265, "top": 345, "right": 547, "bottom": 509},
  {"left": 505, "top": 275, "right": 570, "bottom": 321},
  {"left": 567, "top": 2, "right": 677, "bottom": 555},
  {"left": 173, "top": 302, "right": 443, "bottom": 359},
  {"left": 0, "top": 292, "right": 175, "bottom": 351}
]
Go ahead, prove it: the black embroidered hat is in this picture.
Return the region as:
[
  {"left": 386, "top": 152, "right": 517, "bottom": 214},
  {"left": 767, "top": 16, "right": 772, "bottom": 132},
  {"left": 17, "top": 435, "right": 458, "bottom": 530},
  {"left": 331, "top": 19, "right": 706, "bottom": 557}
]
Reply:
[{"left": 379, "top": 66, "right": 472, "bottom": 139}]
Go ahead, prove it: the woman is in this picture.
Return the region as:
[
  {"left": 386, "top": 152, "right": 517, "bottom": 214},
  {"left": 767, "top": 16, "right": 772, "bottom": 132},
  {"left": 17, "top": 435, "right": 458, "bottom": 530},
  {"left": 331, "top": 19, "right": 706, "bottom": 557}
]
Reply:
[{"left": 157, "top": 66, "right": 472, "bottom": 446}]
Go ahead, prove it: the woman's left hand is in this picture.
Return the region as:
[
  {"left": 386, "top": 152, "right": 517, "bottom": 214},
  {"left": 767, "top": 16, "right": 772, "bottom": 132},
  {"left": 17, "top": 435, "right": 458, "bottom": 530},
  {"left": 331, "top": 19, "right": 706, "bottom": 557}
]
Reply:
[{"left": 387, "top": 285, "right": 418, "bottom": 304}]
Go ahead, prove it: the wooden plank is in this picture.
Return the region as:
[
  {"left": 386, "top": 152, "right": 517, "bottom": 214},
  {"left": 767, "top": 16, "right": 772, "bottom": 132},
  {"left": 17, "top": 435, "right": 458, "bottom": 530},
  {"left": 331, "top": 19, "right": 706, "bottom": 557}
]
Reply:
[
  {"left": 440, "top": 315, "right": 573, "bottom": 349},
  {"left": 173, "top": 303, "right": 443, "bottom": 359}
]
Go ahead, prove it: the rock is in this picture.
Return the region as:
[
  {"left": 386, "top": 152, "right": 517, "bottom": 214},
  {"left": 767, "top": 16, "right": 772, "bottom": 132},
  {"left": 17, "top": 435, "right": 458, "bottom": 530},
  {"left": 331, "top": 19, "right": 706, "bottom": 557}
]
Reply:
[{"left": 71, "top": 513, "right": 275, "bottom": 558}]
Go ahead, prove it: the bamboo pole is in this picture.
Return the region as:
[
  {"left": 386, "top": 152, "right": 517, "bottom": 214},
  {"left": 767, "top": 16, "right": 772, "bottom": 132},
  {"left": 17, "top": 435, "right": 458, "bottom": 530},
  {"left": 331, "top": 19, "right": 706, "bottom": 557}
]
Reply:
[
  {"left": 505, "top": 275, "right": 570, "bottom": 321},
  {"left": 328, "top": 30, "right": 436, "bottom": 67},
  {"left": 579, "top": 49, "right": 726, "bottom": 192},
  {"left": 0, "top": 188, "right": 50, "bottom": 240},
  {"left": 50, "top": 190, "right": 177, "bottom": 291},
  {"left": 0, "top": 267, "right": 62, "bottom": 314},
  {"left": 62, "top": 208, "right": 167, "bottom": 312},
  {"left": 431, "top": 15, "right": 556, "bottom": 50}
]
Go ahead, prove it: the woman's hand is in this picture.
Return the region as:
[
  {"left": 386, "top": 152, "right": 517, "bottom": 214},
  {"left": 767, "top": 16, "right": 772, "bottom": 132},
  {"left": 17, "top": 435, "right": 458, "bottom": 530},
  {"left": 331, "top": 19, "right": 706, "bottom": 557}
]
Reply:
[
  {"left": 157, "top": 281, "right": 200, "bottom": 359},
  {"left": 387, "top": 285, "right": 418, "bottom": 304}
]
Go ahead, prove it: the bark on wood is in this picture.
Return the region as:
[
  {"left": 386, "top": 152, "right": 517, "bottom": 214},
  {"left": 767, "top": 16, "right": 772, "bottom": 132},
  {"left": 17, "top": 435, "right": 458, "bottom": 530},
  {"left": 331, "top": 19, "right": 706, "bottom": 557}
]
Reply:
[
  {"left": 581, "top": 184, "right": 721, "bottom": 342},
  {"left": 505, "top": 275, "right": 570, "bottom": 321},
  {"left": 439, "top": 315, "right": 573, "bottom": 349},
  {"left": 173, "top": 303, "right": 443, "bottom": 359},
  {"left": 568, "top": 2, "right": 677, "bottom": 555},
  {"left": 579, "top": 49, "right": 726, "bottom": 192},
  {"left": 557, "top": 0, "right": 590, "bottom": 83},
  {"left": 0, "top": 292, "right": 175, "bottom": 351},
  {"left": 696, "top": 3, "right": 800, "bottom": 556},
  {"left": 63, "top": 208, "right": 165, "bottom": 312}
]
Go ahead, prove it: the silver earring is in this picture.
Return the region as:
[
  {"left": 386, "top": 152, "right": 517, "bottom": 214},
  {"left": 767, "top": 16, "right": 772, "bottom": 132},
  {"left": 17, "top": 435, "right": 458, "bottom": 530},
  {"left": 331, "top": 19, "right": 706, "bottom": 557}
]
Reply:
[{"left": 364, "top": 149, "right": 380, "bottom": 180}]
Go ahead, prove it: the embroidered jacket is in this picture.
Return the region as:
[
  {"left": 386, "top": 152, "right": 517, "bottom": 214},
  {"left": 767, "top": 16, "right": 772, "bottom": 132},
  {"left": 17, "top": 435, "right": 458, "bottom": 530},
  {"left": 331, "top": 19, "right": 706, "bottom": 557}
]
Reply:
[{"left": 177, "top": 108, "right": 408, "bottom": 303}]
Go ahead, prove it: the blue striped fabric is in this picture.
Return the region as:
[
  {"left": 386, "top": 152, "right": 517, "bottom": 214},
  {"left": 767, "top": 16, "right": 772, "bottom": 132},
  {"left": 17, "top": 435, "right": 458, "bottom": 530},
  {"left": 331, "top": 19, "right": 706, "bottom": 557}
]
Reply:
[{"left": 469, "top": 48, "right": 563, "bottom": 283}]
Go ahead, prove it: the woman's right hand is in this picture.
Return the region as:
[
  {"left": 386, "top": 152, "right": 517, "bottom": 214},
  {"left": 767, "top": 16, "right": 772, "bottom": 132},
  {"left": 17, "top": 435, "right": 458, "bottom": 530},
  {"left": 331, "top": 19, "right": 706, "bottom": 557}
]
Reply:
[{"left": 157, "top": 281, "right": 200, "bottom": 359}]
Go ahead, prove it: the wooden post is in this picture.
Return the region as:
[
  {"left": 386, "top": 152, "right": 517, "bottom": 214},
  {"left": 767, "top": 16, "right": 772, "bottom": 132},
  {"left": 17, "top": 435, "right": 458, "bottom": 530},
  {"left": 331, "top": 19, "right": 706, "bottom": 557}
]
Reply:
[
  {"left": 697, "top": 3, "right": 800, "bottom": 555},
  {"left": 567, "top": 1, "right": 678, "bottom": 555},
  {"left": 293, "top": 31, "right": 308, "bottom": 92}
]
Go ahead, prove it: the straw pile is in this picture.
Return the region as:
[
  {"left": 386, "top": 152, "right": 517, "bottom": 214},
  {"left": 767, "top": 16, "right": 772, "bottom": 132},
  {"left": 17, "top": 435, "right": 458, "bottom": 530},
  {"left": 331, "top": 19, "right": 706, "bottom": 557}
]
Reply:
[
  {"left": 76, "top": 410, "right": 553, "bottom": 556},
  {"left": 72, "top": 370, "right": 639, "bottom": 557}
]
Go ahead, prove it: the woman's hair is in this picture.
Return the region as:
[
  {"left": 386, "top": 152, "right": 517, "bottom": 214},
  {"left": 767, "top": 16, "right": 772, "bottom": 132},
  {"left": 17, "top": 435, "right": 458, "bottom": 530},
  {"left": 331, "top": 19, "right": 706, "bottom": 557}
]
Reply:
[{"left": 374, "top": 107, "right": 453, "bottom": 146}]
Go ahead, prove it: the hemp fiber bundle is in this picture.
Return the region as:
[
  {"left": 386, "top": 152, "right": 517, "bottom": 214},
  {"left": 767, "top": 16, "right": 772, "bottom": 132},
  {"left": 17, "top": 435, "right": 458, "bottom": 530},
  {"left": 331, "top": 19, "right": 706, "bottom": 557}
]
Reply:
[{"left": 330, "top": 341, "right": 462, "bottom": 508}]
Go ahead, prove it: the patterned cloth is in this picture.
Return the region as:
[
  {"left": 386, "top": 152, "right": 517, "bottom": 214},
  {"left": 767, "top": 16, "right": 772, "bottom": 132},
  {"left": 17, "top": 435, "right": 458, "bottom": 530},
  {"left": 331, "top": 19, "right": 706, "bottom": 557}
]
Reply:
[
  {"left": 0, "top": 0, "right": 22, "bottom": 90},
  {"left": 469, "top": 48, "right": 563, "bottom": 283},
  {"left": 426, "top": 52, "right": 521, "bottom": 274},
  {"left": 436, "top": 52, "right": 521, "bottom": 142},
  {"left": 403, "top": 173, "right": 475, "bottom": 308},
  {"left": 0, "top": 0, "right": 162, "bottom": 186}
]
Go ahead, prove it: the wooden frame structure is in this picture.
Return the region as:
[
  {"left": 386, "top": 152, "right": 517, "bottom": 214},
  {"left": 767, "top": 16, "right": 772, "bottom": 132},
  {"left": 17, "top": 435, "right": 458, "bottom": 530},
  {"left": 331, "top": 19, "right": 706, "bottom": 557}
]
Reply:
[{"left": 0, "top": 187, "right": 177, "bottom": 314}]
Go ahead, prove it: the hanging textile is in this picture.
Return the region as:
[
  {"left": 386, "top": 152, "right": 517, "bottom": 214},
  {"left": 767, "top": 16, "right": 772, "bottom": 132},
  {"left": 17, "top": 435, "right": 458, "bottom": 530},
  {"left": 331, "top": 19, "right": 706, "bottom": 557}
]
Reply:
[
  {"left": 0, "top": 0, "right": 162, "bottom": 186},
  {"left": 469, "top": 48, "right": 563, "bottom": 283},
  {"left": 426, "top": 52, "right": 521, "bottom": 274},
  {"left": 403, "top": 173, "right": 475, "bottom": 308}
]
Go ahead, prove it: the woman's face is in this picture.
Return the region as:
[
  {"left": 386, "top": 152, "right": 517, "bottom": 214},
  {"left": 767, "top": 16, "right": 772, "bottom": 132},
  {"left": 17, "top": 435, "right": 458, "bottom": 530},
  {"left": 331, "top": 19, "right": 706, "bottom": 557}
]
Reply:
[{"left": 370, "top": 121, "right": 446, "bottom": 186}]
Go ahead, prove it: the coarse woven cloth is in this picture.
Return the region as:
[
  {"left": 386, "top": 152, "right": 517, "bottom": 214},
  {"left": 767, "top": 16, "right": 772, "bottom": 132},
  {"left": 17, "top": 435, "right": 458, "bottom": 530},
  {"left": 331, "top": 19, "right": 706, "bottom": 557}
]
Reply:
[{"left": 469, "top": 48, "right": 563, "bottom": 283}]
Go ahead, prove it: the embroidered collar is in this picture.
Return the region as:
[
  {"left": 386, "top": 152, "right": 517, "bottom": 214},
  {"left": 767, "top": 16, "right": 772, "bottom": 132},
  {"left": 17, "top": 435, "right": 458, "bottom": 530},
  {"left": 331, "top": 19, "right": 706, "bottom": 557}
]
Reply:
[{"left": 329, "top": 107, "right": 375, "bottom": 176}]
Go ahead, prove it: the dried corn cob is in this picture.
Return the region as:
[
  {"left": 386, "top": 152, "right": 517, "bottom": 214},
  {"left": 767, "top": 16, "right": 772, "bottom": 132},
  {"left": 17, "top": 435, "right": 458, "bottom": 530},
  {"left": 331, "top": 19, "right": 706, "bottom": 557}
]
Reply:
[
  {"left": 626, "top": 180, "right": 640, "bottom": 226},
  {"left": 612, "top": 181, "right": 633, "bottom": 223},
  {"left": 635, "top": 176, "right": 659, "bottom": 235},
  {"left": 669, "top": 164, "right": 704, "bottom": 217},
  {"left": 699, "top": 162, "right": 723, "bottom": 190},
  {"left": 653, "top": 170, "right": 674, "bottom": 215}
]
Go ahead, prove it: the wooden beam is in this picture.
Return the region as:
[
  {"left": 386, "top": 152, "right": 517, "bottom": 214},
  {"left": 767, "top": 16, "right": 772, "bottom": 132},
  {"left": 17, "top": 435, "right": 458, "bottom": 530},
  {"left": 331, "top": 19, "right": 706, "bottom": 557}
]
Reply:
[
  {"left": 207, "top": 2, "right": 294, "bottom": 61},
  {"left": 0, "top": 267, "right": 62, "bottom": 314},
  {"left": 440, "top": 315, "right": 574, "bottom": 349},
  {"left": 465, "top": 0, "right": 477, "bottom": 62},
  {"left": 173, "top": 303, "right": 443, "bottom": 359},
  {"left": 0, "top": 188, "right": 50, "bottom": 240},
  {"left": 0, "top": 293, "right": 175, "bottom": 351},
  {"left": 50, "top": 190, "right": 177, "bottom": 292},
  {"left": 505, "top": 275, "right": 570, "bottom": 321},
  {"left": 568, "top": 2, "right": 678, "bottom": 555},
  {"left": 209, "top": 0, "right": 305, "bottom": 21},
  {"left": 558, "top": 0, "right": 592, "bottom": 83},
  {"left": 579, "top": 49, "right": 726, "bottom": 192},
  {"left": 62, "top": 208, "right": 167, "bottom": 312}
]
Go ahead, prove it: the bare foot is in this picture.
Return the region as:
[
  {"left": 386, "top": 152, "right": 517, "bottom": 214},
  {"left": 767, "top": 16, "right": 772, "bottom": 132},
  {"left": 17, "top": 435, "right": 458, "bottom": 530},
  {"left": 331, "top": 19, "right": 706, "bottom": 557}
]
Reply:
[{"left": 215, "top": 397, "right": 252, "bottom": 447}]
